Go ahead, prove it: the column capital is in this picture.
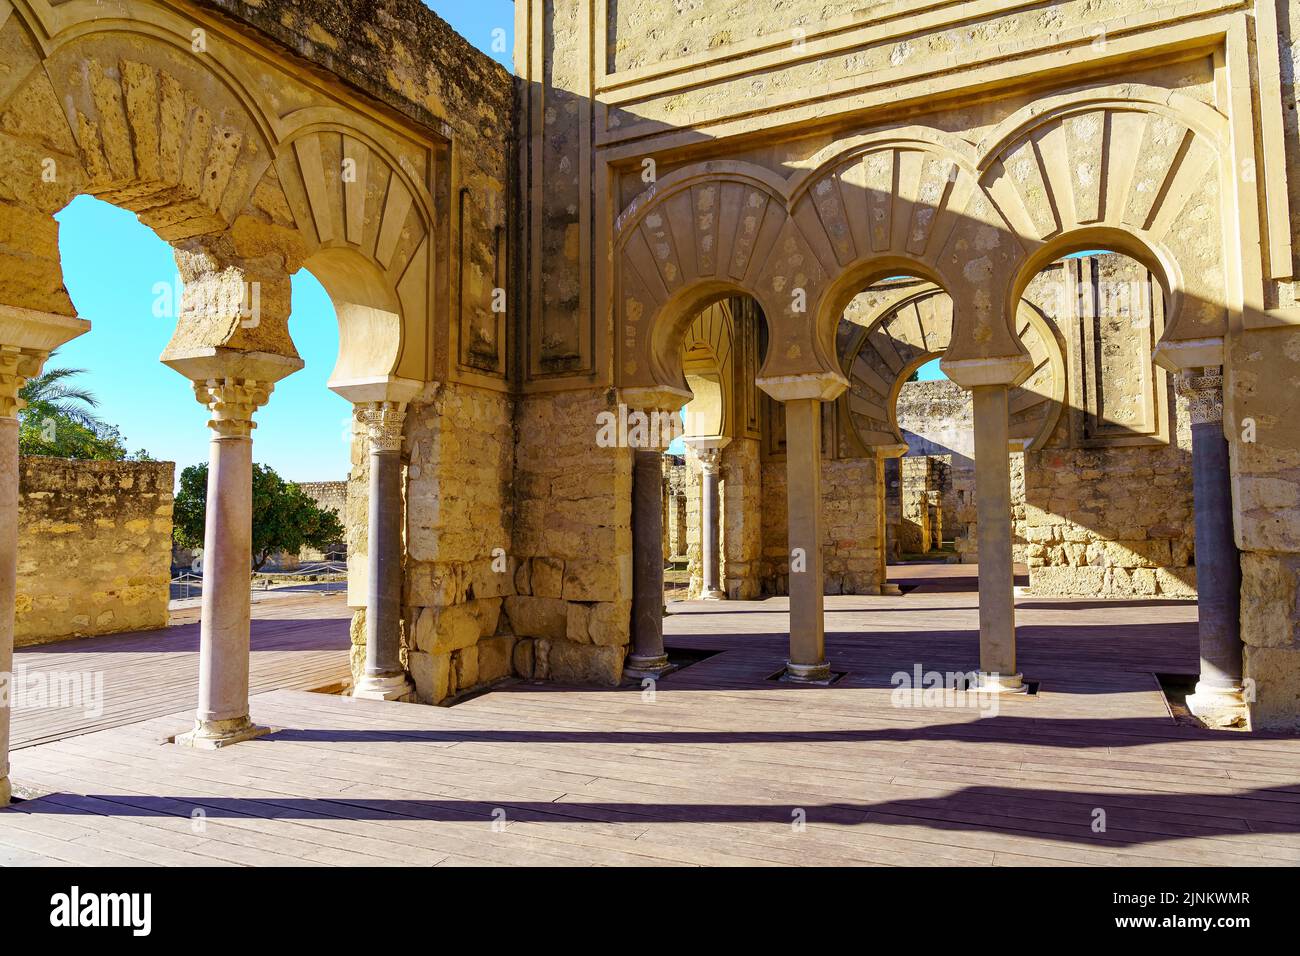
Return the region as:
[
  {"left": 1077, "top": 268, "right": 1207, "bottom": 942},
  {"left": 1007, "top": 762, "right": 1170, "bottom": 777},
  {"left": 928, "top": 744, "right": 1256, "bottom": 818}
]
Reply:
[
  {"left": 1176, "top": 367, "right": 1224, "bottom": 426},
  {"left": 194, "top": 379, "right": 274, "bottom": 439},
  {"left": 0, "top": 305, "right": 92, "bottom": 419},
  {"left": 359, "top": 401, "right": 408, "bottom": 453},
  {"left": 696, "top": 446, "right": 724, "bottom": 476}
]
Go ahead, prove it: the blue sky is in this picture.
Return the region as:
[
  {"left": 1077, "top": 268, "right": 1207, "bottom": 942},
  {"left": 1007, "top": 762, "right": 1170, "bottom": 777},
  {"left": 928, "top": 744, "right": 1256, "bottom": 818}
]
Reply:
[{"left": 51, "top": 4, "right": 512, "bottom": 483}]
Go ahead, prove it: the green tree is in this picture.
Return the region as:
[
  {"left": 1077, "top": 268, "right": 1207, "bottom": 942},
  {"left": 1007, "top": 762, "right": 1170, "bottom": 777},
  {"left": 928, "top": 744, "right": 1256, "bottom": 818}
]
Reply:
[
  {"left": 17, "top": 353, "right": 151, "bottom": 460},
  {"left": 173, "top": 462, "right": 346, "bottom": 571}
]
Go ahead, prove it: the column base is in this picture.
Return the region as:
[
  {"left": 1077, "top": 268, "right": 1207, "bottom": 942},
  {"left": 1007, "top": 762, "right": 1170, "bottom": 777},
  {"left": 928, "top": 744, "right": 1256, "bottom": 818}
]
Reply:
[
  {"left": 699, "top": 589, "right": 726, "bottom": 601},
  {"left": 353, "top": 673, "right": 415, "bottom": 701},
  {"left": 624, "top": 653, "right": 671, "bottom": 679},
  {"left": 973, "top": 671, "right": 1027, "bottom": 694},
  {"left": 784, "top": 660, "right": 832, "bottom": 683},
  {"left": 1185, "top": 683, "right": 1249, "bottom": 729},
  {"left": 175, "top": 716, "right": 271, "bottom": 750},
  {"left": 0, "top": 775, "right": 10, "bottom": 808}
]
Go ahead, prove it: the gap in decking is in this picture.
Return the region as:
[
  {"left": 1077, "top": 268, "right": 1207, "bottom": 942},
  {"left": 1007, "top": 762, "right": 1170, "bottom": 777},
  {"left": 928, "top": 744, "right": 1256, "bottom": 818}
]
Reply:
[
  {"left": 950, "top": 674, "right": 1041, "bottom": 697},
  {"left": 1154, "top": 671, "right": 1200, "bottom": 724},
  {"left": 764, "top": 668, "right": 850, "bottom": 686}
]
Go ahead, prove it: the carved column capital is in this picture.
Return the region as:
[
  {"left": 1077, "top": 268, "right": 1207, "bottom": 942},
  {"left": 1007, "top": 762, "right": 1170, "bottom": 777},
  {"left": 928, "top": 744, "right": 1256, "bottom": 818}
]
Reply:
[
  {"left": 697, "top": 446, "right": 724, "bottom": 477},
  {"left": 359, "top": 401, "right": 407, "bottom": 454},
  {"left": 0, "top": 346, "right": 53, "bottom": 420},
  {"left": 194, "top": 378, "right": 273, "bottom": 439},
  {"left": 1177, "top": 366, "right": 1224, "bottom": 426}
]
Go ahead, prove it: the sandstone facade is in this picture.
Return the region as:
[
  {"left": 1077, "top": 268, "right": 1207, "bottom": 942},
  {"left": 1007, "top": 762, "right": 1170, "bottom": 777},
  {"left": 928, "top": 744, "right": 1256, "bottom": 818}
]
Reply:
[{"left": 0, "top": 0, "right": 1297, "bottom": 731}]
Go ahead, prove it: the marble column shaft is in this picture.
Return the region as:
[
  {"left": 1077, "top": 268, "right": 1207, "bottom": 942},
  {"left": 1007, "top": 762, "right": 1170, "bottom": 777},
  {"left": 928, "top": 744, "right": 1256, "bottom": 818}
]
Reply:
[
  {"left": 971, "top": 384, "right": 1021, "bottom": 690},
  {"left": 1182, "top": 369, "right": 1244, "bottom": 697},
  {"left": 189, "top": 379, "right": 272, "bottom": 743},
  {"left": 628, "top": 447, "right": 669, "bottom": 676},
  {"left": 357, "top": 403, "right": 411, "bottom": 696},
  {"left": 699, "top": 448, "right": 724, "bottom": 599},
  {"left": 0, "top": 413, "right": 16, "bottom": 806},
  {"left": 784, "top": 398, "right": 828, "bottom": 681}
]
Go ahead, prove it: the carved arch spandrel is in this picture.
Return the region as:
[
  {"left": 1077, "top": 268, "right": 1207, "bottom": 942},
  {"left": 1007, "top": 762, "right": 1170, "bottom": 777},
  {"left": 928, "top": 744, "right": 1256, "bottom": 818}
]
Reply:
[
  {"left": 614, "top": 87, "right": 1236, "bottom": 394},
  {"left": 837, "top": 283, "right": 1064, "bottom": 457},
  {"left": 14, "top": 26, "right": 281, "bottom": 241},
  {"left": 0, "top": 5, "right": 443, "bottom": 384},
  {"left": 615, "top": 163, "right": 789, "bottom": 391},
  {"left": 792, "top": 129, "right": 1029, "bottom": 379},
  {"left": 978, "top": 85, "right": 1233, "bottom": 356},
  {"left": 613, "top": 134, "right": 1037, "bottom": 395},
  {"left": 248, "top": 123, "right": 436, "bottom": 384}
]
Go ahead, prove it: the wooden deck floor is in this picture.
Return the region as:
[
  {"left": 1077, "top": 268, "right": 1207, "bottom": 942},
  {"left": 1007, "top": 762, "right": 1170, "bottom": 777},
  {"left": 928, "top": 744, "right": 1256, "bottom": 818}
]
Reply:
[
  {"left": 4, "top": 569, "right": 1299, "bottom": 866},
  {"left": 10, "top": 591, "right": 353, "bottom": 749}
]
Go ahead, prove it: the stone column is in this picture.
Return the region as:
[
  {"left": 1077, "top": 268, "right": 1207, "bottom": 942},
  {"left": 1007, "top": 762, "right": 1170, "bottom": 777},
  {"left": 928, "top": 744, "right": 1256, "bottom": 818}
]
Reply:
[
  {"left": 874, "top": 444, "right": 908, "bottom": 596},
  {"left": 183, "top": 377, "right": 274, "bottom": 746},
  {"left": 164, "top": 346, "right": 299, "bottom": 746},
  {"left": 971, "top": 384, "right": 1024, "bottom": 692},
  {"left": 353, "top": 402, "right": 414, "bottom": 700},
  {"left": 0, "top": 378, "right": 15, "bottom": 806},
  {"left": 627, "top": 447, "right": 670, "bottom": 678},
  {"left": 698, "top": 447, "right": 725, "bottom": 600},
  {"left": 784, "top": 397, "right": 829, "bottom": 681},
  {"left": 0, "top": 309, "right": 90, "bottom": 807},
  {"left": 1180, "top": 368, "right": 1246, "bottom": 726}
]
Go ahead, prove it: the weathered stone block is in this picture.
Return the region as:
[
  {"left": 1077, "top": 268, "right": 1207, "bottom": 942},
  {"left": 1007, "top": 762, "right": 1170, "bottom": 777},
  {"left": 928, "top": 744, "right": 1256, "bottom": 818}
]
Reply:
[
  {"left": 409, "top": 650, "right": 451, "bottom": 704},
  {"left": 587, "top": 600, "right": 630, "bottom": 647},
  {"left": 1245, "top": 646, "right": 1300, "bottom": 732},
  {"left": 503, "top": 595, "right": 568, "bottom": 639},
  {"left": 453, "top": 645, "right": 479, "bottom": 691},
  {"left": 530, "top": 556, "right": 565, "bottom": 598},
  {"left": 478, "top": 635, "right": 516, "bottom": 683},
  {"left": 547, "top": 640, "right": 623, "bottom": 686},
  {"left": 414, "top": 602, "right": 481, "bottom": 654},
  {"left": 562, "top": 556, "right": 630, "bottom": 602}
]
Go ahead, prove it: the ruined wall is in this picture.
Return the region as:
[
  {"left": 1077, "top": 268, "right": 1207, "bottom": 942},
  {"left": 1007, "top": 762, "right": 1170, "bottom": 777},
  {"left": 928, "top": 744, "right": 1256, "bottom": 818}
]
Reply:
[
  {"left": 299, "top": 481, "right": 346, "bottom": 517},
  {"left": 722, "top": 437, "right": 762, "bottom": 599},
  {"left": 1228, "top": 6, "right": 1300, "bottom": 731},
  {"left": 897, "top": 380, "right": 974, "bottom": 461},
  {"left": 1024, "top": 385, "right": 1196, "bottom": 599},
  {"left": 760, "top": 457, "right": 882, "bottom": 596},
  {"left": 401, "top": 384, "right": 517, "bottom": 702},
  {"left": 519, "top": 0, "right": 1300, "bottom": 719},
  {"left": 898, "top": 457, "right": 933, "bottom": 556},
  {"left": 16, "top": 458, "right": 174, "bottom": 645},
  {"left": 294, "top": 480, "right": 345, "bottom": 563},
  {"left": 508, "top": 390, "right": 632, "bottom": 686}
]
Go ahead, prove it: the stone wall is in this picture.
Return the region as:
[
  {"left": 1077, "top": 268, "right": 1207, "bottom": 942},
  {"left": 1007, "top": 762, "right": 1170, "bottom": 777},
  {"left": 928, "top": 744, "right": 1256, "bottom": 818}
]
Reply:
[
  {"left": 897, "top": 380, "right": 974, "bottom": 460},
  {"left": 1023, "top": 446, "right": 1196, "bottom": 598},
  {"left": 721, "top": 437, "right": 763, "bottom": 599},
  {"left": 1229, "top": 6, "right": 1300, "bottom": 731},
  {"left": 16, "top": 457, "right": 174, "bottom": 646},
  {"left": 899, "top": 457, "right": 935, "bottom": 555},
  {"left": 760, "top": 457, "right": 883, "bottom": 596},
  {"left": 400, "top": 383, "right": 517, "bottom": 703},
  {"left": 508, "top": 389, "right": 632, "bottom": 687},
  {"left": 679, "top": 439, "right": 764, "bottom": 600},
  {"left": 1022, "top": 346, "right": 1196, "bottom": 597}
]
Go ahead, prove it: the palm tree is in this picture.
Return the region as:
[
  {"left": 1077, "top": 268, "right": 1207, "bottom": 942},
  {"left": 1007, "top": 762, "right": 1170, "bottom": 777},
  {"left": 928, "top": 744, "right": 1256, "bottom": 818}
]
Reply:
[{"left": 18, "top": 351, "right": 106, "bottom": 432}]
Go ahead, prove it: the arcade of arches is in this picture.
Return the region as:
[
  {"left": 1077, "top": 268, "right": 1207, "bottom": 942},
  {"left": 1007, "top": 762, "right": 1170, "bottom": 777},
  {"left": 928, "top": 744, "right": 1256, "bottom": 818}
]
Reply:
[{"left": 2, "top": 0, "right": 1300, "bottom": 806}]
